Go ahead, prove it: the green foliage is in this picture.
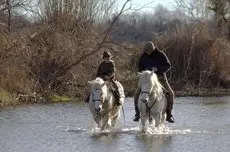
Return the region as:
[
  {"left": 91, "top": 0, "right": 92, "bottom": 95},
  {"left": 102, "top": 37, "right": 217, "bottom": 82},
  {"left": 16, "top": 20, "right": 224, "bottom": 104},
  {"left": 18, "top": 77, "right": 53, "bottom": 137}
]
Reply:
[
  {"left": 0, "top": 89, "right": 18, "bottom": 106},
  {"left": 50, "top": 95, "right": 72, "bottom": 102}
]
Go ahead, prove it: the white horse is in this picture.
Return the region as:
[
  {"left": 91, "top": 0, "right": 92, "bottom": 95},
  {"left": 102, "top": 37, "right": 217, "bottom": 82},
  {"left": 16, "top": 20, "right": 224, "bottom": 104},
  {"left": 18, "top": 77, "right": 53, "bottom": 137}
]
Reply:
[
  {"left": 88, "top": 77, "right": 125, "bottom": 131},
  {"left": 138, "top": 70, "right": 167, "bottom": 132}
]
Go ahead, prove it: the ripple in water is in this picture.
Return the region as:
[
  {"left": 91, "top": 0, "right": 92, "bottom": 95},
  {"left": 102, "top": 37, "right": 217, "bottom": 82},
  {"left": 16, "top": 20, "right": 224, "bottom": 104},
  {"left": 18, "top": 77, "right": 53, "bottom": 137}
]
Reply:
[{"left": 63, "top": 125, "right": 197, "bottom": 136}]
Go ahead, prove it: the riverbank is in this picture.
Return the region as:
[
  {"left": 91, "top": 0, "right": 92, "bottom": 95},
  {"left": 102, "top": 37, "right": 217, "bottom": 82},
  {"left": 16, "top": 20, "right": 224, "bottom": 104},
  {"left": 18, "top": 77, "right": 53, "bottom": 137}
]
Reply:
[
  {"left": 175, "top": 88, "right": 230, "bottom": 97},
  {"left": 1, "top": 88, "right": 230, "bottom": 107}
]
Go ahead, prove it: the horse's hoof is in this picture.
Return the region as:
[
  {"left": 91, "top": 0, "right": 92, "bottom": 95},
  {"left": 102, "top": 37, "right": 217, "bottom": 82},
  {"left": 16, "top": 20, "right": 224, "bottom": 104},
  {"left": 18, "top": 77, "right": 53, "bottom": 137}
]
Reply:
[
  {"left": 141, "top": 127, "right": 147, "bottom": 134},
  {"left": 97, "top": 124, "right": 102, "bottom": 129},
  {"left": 142, "top": 130, "right": 147, "bottom": 134}
]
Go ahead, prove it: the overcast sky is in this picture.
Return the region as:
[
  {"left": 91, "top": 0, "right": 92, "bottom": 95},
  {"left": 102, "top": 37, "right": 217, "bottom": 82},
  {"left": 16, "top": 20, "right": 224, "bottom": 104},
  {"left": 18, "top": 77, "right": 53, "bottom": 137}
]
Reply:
[{"left": 118, "top": 0, "right": 175, "bottom": 10}]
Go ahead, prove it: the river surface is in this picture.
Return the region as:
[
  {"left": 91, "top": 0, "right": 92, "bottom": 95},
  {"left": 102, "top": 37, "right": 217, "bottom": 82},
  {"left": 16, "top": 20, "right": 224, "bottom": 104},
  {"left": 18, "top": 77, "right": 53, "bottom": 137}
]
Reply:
[{"left": 0, "top": 97, "right": 230, "bottom": 152}]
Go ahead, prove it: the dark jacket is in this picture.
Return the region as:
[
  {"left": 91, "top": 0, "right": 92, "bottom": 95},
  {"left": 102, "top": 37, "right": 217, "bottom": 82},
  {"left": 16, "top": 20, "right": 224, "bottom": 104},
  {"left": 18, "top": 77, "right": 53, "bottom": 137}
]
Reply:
[
  {"left": 96, "top": 61, "right": 115, "bottom": 78},
  {"left": 138, "top": 49, "right": 171, "bottom": 76}
]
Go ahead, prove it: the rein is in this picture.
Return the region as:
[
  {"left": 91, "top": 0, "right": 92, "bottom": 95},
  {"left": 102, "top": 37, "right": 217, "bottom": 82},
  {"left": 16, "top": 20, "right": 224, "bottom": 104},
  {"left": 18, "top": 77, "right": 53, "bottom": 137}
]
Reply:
[
  {"left": 91, "top": 84, "right": 126, "bottom": 123},
  {"left": 145, "top": 100, "right": 158, "bottom": 123},
  {"left": 141, "top": 91, "right": 150, "bottom": 94},
  {"left": 141, "top": 90, "right": 158, "bottom": 123}
]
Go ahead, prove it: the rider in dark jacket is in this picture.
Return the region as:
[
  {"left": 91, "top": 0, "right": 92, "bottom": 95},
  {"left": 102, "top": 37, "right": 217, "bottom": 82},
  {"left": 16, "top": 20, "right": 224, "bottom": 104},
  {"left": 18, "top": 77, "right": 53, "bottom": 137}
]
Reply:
[
  {"left": 85, "top": 51, "right": 121, "bottom": 105},
  {"left": 96, "top": 53, "right": 115, "bottom": 79},
  {"left": 133, "top": 41, "right": 175, "bottom": 123},
  {"left": 138, "top": 48, "right": 171, "bottom": 75}
]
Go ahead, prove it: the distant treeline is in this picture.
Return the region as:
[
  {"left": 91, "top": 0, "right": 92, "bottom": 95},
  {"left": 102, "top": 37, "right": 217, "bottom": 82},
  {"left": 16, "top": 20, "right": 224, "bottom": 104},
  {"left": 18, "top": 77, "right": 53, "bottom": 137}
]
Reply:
[{"left": 0, "top": 0, "right": 230, "bottom": 105}]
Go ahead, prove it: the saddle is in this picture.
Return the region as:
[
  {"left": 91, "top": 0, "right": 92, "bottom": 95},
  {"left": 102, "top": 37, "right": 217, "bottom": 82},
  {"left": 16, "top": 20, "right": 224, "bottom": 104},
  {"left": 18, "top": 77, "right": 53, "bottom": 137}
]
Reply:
[
  {"left": 107, "top": 81, "right": 121, "bottom": 105},
  {"left": 108, "top": 83, "right": 120, "bottom": 98}
]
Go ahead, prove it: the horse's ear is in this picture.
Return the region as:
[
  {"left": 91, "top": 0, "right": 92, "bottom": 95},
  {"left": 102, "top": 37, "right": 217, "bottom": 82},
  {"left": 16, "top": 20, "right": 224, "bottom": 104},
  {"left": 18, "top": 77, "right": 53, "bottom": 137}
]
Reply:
[
  {"left": 100, "top": 82, "right": 106, "bottom": 87},
  {"left": 138, "top": 72, "right": 142, "bottom": 77},
  {"left": 151, "top": 70, "right": 155, "bottom": 75}
]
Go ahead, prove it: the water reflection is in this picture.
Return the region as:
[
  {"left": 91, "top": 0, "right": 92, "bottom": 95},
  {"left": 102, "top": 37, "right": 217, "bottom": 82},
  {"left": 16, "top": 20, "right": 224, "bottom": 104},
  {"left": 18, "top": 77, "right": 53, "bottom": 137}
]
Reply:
[
  {"left": 0, "top": 97, "right": 230, "bottom": 152},
  {"left": 135, "top": 135, "right": 173, "bottom": 152}
]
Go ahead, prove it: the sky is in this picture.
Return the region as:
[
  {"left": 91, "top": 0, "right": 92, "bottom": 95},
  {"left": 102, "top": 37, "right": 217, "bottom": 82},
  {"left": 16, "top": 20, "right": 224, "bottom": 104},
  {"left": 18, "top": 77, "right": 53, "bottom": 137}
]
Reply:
[{"left": 118, "top": 0, "right": 175, "bottom": 11}]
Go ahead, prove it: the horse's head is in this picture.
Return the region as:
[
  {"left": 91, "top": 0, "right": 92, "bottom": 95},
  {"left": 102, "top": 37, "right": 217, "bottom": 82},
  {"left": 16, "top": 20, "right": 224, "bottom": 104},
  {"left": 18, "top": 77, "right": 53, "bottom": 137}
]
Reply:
[
  {"left": 138, "top": 70, "right": 163, "bottom": 103},
  {"left": 88, "top": 77, "right": 107, "bottom": 113}
]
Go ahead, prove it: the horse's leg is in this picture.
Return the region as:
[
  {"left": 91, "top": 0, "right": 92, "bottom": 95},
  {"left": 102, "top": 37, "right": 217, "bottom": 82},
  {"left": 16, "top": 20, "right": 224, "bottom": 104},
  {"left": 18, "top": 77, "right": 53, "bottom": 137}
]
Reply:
[
  {"left": 161, "top": 98, "right": 167, "bottom": 124},
  {"left": 140, "top": 114, "right": 148, "bottom": 133},
  {"left": 93, "top": 115, "right": 101, "bottom": 127},
  {"left": 155, "top": 113, "right": 162, "bottom": 128},
  {"left": 114, "top": 106, "right": 123, "bottom": 126},
  {"left": 111, "top": 112, "right": 120, "bottom": 127},
  {"left": 110, "top": 106, "right": 121, "bottom": 127},
  {"left": 89, "top": 104, "right": 101, "bottom": 127},
  {"left": 161, "top": 112, "right": 166, "bottom": 124},
  {"left": 100, "top": 113, "right": 111, "bottom": 131},
  {"left": 139, "top": 103, "right": 148, "bottom": 133},
  {"left": 149, "top": 115, "right": 154, "bottom": 126}
]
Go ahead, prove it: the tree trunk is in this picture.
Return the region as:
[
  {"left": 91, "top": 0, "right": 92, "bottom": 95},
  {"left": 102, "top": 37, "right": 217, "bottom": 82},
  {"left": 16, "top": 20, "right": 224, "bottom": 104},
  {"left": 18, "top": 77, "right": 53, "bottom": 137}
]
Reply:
[
  {"left": 228, "top": 24, "right": 230, "bottom": 39},
  {"left": 6, "top": 0, "right": 11, "bottom": 32}
]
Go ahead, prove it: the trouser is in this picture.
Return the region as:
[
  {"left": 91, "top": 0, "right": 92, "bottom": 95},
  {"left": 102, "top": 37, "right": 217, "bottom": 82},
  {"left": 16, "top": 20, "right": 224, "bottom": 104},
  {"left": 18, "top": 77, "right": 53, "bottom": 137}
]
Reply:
[{"left": 134, "top": 74, "right": 174, "bottom": 116}]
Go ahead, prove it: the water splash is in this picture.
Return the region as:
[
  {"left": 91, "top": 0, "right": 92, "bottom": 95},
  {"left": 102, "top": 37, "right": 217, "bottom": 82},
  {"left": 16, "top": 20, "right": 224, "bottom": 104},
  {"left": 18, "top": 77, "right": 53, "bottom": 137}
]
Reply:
[
  {"left": 120, "top": 125, "right": 193, "bottom": 135},
  {"left": 88, "top": 125, "right": 193, "bottom": 136},
  {"left": 62, "top": 125, "right": 218, "bottom": 136},
  {"left": 143, "top": 125, "right": 192, "bottom": 135}
]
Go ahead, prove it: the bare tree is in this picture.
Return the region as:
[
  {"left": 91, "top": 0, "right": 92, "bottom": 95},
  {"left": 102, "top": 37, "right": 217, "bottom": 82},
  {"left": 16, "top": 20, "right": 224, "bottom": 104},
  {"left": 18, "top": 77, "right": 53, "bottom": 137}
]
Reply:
[
  {"left": 6, "top": 0, "right": 11, "bottom": 31},
  {"left": 0, "top": 0, "right": 35, "bottom": 32},
  {"left": 23, "top": 0, "right": 132, "bottom": 97},
  {"left": 175, "top": 0, "right": 209, "bottom": 19},
  {"left": 37, "top": 0, "right": 116, "bottom": 23},
  {"left": 208, "top": 0, "right": 230, "bottom": 37}
]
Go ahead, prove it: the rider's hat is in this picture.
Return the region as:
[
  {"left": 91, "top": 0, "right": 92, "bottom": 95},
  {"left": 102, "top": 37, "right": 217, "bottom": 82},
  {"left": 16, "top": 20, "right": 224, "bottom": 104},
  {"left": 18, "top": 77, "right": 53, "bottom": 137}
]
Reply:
[
  {"left": 144, "top": 41, "right": 156, "bottom": 52},
  {"left": 102, "top": 51, "right": 112, "bottom": 59}
]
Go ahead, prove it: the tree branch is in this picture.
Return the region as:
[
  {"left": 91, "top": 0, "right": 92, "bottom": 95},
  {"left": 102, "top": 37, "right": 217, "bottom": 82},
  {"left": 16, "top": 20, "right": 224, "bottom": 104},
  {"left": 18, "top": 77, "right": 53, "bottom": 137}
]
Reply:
[{"left": 49, "top": 0, "right": 132, "bottom": 81}]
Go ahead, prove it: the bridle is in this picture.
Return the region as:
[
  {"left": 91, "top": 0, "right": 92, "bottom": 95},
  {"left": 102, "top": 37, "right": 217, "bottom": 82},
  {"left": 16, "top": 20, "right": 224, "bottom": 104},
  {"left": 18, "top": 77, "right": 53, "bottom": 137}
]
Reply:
[
  {"left": 92, "top": 88, "right": 103, "bottom": 103},
  {"left": 140, "top": 86, "right": 158, "bottom": 122},
  {"left": 140, "top": 90, "right": 151, "bottom": 95},
  {"left": 140, "top": 85, "right": 152, "bottom": 96}
]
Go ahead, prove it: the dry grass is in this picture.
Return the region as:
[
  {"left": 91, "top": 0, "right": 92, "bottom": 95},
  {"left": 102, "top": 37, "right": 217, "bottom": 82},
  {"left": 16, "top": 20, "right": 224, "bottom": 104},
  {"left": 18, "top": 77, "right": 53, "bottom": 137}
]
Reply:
[
  {"left": 151, "top": 22, "right": 216, "bottom": 89},
  {"left": 0, "top": 89, "right": 18, "bottom": 106},
  {"left": 0, "top": 11, "right": 230, "bottom": 106}
]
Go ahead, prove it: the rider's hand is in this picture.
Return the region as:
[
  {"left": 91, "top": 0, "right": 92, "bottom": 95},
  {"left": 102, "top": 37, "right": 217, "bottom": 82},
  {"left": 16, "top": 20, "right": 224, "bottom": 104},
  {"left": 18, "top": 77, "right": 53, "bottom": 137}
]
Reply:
[
  {"left": 104, "top": 76, "right": 110, "bottom": 80},
  {"left": 152, "top": 67, "right": 158, "bottom": 72}
]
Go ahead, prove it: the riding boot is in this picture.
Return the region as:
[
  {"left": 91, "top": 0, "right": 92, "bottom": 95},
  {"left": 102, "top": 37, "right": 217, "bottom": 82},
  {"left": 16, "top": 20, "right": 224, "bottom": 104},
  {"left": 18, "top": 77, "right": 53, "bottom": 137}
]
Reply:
[
  {"left": 133, "top": 89, "right": 140, "bottom": 122},
  {"left": 159, "top": 75, "right": 175, "bottom": 123},
  {"left": 166, "top": 109, "right": 175, "bottom": 123},
  {"left": 113, "top": 90, "right": 122, "bottom": 106},
  {"left": 166, "top": 93, "right": 175, "bottom": 123},
  {"left": 133, "top": 103, "right": 140, "bottom": 122}
]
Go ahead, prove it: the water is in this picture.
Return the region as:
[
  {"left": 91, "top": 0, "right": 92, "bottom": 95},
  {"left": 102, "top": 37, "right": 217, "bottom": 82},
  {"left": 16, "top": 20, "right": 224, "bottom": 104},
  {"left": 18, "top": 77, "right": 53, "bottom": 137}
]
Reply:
[{"left": 0, "top": 97, "right": 230, "bottom": 152}]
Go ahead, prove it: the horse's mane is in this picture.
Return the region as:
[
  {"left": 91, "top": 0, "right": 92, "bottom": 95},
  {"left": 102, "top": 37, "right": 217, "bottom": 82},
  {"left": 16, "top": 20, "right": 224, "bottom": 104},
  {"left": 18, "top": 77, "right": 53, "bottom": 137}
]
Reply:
[
  {"left": 89, "top": 77, "right": 109, "bottom": 96},
  {"left": 139, "top": 70, "right": 163, "bottom": 101},
  {"left": 90, "top": 77, "right": 105, "bottom": 88},
  {"left": 89, "top": 77, "right": 113, "bottom": 104}
]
